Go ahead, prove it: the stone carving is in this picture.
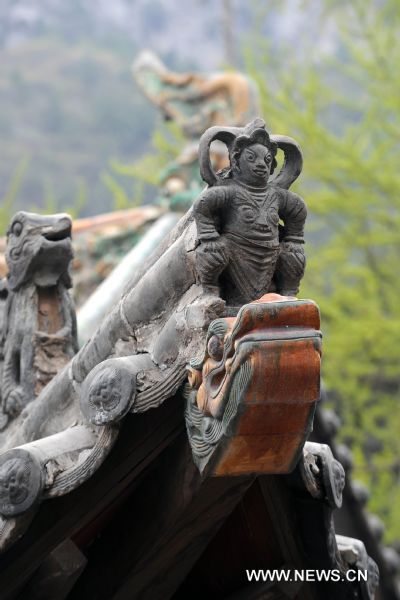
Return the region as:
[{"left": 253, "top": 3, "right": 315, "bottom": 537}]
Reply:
[
  {"left": 381, "top": 546, "right": 400, "bottom": 576},
  {"left": 0, "top": 117, "right": 306, "bottom": 457},
  {"left": 80, "top": 354, "right": 154, "bottom": 425},
  {"left": 78, "top": 292, "right": 225, "bottom": 427},
  {"left": 194, "top": 118, "right": 306, "bottom": 304},
  {"left": 0, "top": 212, "right": 78, "bottom": 428},
  {"left": 291, "top": 443, "right": 379, "bottom": 599},
  {"left": 300, "top": 442, "right": 346, "bottom": 509},
  {"left": 0, "top": 459, "right": 30, "bottom": 506},
  {"left": 0, "top": 449, "right": 43, "bottom": 517},
  {"left": 294, "top": 442, "right": 346, "bottom": 571},
  {"left": 133, "top": 51, "right": 260, "bottom": 211},
  {"left": 0, "top": 120, "right": 387, "bottom": 600},
  {"left": 351, "top": 480, "right": 370, "bottom": 507},
  {"left": 366, "top": 513, "right": 385, "bottom": 542},
  {"left": 0, "top": 426, "right": 99, "bottom": 517},
  {"left": 337, "top": 535, "right": 380, "bottom": 600},
  {"left": 185, "top": 294, "right": 321, "bottom": 475}
]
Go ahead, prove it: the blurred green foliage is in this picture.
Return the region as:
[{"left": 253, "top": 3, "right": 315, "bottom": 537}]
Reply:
[
  {"left": 104, "top": 121, "right": 185, "bottom": 208},
  {"left": 0, "top": 156, "right": 87, "bottom": 232},
  {"left": 246, "top": 0, "right": 400, "bottom": 541},
  {"left": 0, "top": 158, "right": 29, "bottom": 232},
  {"left": 0, "top": 37, "right": 155, "bottom": 222}
]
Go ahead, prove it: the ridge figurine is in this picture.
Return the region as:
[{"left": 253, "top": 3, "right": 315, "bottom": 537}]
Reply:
[
  {"left": 194, "top": 118, "right": 307, "bottom": 304},
  {"left": 0, "top": 212, "right": 77, "bottom": 428}
]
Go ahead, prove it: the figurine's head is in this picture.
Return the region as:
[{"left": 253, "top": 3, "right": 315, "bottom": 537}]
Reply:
[
  {"left": 199, "top": 117, "right": 302, "bottom": 190},
  {"left": 230, "top": 120, "right": 278, "bottom": 187}
]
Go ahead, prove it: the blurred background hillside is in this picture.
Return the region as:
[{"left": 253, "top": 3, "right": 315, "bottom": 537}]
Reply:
[
  {"left": 1, "top": 0, "right": 399, "bottom": 547},
  {"left": 0, "top": 0, "right": 337, "bottom": 218}
]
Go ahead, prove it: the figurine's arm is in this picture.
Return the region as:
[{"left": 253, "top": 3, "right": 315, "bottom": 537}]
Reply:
[
  {"left": 193, "top": 186, "right": 229, "bottom": 242},
  {"left": 193, "top": 187, "right": 230, "bottom": 293},
  {"left": 278, "top": 190, "right": 307, "bottom": 243},
  {"left": 276, "top": 190, "right": 307, "bottom": 296}
]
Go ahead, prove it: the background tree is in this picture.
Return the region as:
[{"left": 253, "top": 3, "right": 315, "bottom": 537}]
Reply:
[{"left": 245, "top": 0, "right": 400, "bottom": 542}]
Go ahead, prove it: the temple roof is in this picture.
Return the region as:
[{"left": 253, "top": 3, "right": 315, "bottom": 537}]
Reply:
[{"left": 0, "top": 119, "right": 397, "bottom": 597}]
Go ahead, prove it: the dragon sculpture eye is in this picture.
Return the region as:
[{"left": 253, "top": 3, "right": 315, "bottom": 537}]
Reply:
[
  {"left": 11, "top": 222, "right": 23, "bottom": 237},
  {"left": 207, "top": 335, "right": 224, "bottom": 361}
]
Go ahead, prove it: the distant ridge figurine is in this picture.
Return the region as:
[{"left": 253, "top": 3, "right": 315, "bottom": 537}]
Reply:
[
  {"left": 133, "top": 50, "right": 261, "bottom": 211},
  {"left": 0, "top": 212, "right": 77, "bottom": 428}
]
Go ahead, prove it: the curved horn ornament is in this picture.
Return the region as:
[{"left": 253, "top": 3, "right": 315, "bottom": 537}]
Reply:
[
  {"left": 198, "top": 125, "right": 242, "bottom": 186},
  {"left": 270, "top": 134, "right": 303, "bottom": 190},
  {"left": 198, "top": 120, "right": 303, "bottom": 190}
]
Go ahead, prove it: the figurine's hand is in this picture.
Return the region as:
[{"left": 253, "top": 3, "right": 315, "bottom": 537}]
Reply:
[
  {"left": 4, "top": 387, "right": 25, "bottom": 418},
  {"left": 199, "top": 237, "right": 226, "bottom": 255},
  {"left": 280, "top": 241, "right": 305, "bottom": 254},
  {"left": 276, "top": 241, "right": 306, "bottom": 296}
]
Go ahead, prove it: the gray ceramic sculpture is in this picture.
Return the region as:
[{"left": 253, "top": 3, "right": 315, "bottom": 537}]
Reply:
[{"left": 0, "top": 212, "right": 77, "bottom": 430}]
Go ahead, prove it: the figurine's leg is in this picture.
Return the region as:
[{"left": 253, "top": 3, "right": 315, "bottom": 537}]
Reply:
[
  {"left": 275, "top": 242, "right": 306, "bottom": 296},
  {"left": 196, "top": 239, "right": 229, "bottom": 296}
]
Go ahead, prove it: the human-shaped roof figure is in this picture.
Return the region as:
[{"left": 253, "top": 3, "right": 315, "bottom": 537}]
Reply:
[{"left": 194, "top": 118, "right": 307, "bottom": 305}]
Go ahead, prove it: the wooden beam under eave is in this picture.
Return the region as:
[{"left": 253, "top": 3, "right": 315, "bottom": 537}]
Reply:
[
  {"left": 0, "top": 396, "right": 184, "bottom": 600},
  {"left": 70, "top": 431, "right": 253, "bottom": 600},
  {"left": 173, "top": 476, "right": 296, "bottom": 598},
  {"left": 225, "top": 573, "right": 303, "bottom": 600},
  {"left": 257, "top": 477, "right": 317, "bottom": 600},
  {"left": 17, "top": 539, "right": 87, "bottom": 600}
]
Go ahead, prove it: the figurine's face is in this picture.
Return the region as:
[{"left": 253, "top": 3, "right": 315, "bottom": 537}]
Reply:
[{"left": 236, "top": 143, "right": 273, "bottom": 186}]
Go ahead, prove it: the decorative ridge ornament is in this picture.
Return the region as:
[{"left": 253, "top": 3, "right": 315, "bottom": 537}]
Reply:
[
  {"left": 0, "top": 212, "right": 78, "bottom": 429},
  {"left": 194, "top": 119, "right": 307, "bottom": 304},
  {"left": 198, "top": 118, "right": 303, "bottom": 189},
  {"left": 185, "top": 294, "right": 322, "bottom": 476},
  {"left": 133, "top": 50, "right": 262, "bottom": 211},
  {"left": 287, "top": 442, "right": 380, "bottom": 599}
]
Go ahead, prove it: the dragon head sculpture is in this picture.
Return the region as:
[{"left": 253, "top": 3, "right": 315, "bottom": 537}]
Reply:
[
  {"left": 5, "top": 212, "right": 73, "bottom": 291},
  {"left": 186, "top": 294, "right": 322, "bottom": 475}
]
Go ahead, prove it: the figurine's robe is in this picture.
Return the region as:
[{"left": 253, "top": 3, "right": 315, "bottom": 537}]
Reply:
[{"left": 194, "top": 180, "right": 306, "bottom": 303}]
